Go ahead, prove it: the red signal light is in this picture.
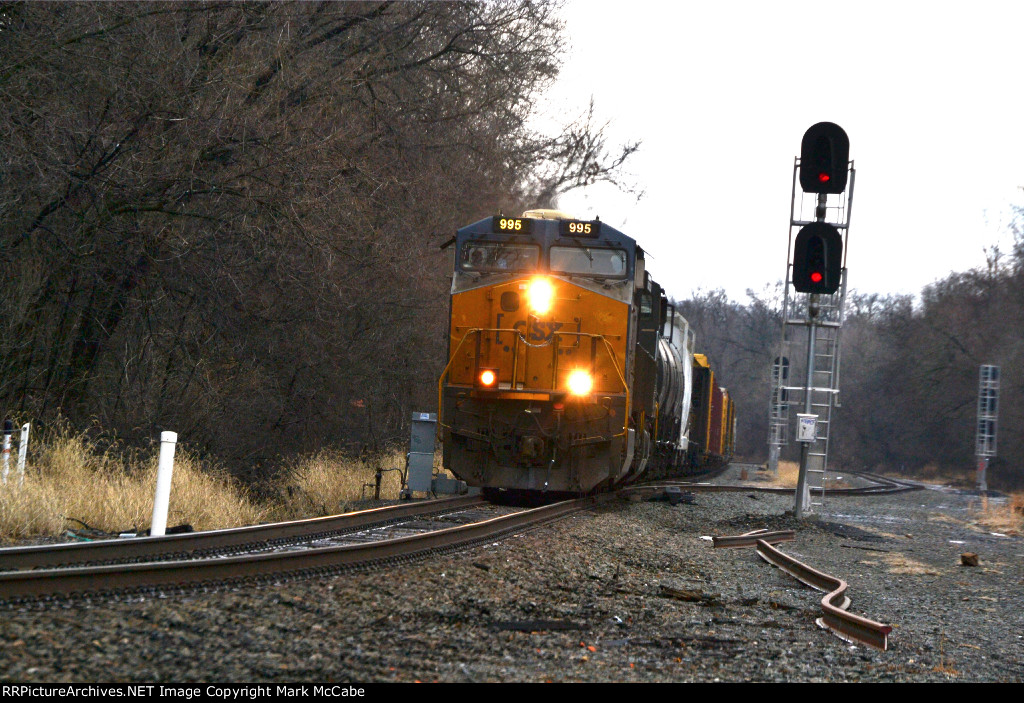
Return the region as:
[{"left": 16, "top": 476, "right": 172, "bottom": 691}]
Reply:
[
  {"left": 793, "top": 221, "right": 842, "bottom": 294},
  {"left": 799, "top": 122, "right": 849, "bottom": 194}
]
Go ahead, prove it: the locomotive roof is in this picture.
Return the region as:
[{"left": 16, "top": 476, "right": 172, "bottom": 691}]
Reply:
[{"left": 456, "top": 214, "right": 637, "bottom": 252}]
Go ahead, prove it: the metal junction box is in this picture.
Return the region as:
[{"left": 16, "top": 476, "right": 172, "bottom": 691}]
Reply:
[
  {"left": 407, "top": 412, "right": 437, "bottom": 493},
  {"left": 797, "top": 414, "right": 818, "bottom": 443}
]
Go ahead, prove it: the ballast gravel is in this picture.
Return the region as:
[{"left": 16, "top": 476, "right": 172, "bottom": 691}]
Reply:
[{"left": 1, "top": 466, "right": 1021, "bottom": 682}]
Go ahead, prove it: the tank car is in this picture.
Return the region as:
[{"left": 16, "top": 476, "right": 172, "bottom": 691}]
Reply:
[{"left": 438, "top": 210, "right": 732, "bottom": 495}]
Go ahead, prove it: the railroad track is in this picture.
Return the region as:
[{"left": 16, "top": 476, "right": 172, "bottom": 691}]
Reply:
[
  {"left": 0, "top": 466, "right": 919, "bottom": 605},
  {"left": 0, "top": 494, "right": 486, "bottom": 571},
  {"left": 0, "top": 494, "right": 609, "bottom": 604},
  {"left": 631, "top": 468, "right": 923, "bottom": 499},
  {"left": 845, "top": 470, "right": 928, "bottom": 492}
]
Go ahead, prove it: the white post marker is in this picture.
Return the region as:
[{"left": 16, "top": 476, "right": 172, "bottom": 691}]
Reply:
[
  {"left": 18, "top": 423, "right": 30, "bottom": 485},
  {"left": 1, "top": 420, "right": 11, "bottom": 485},
  {"left": 150, "top": 431, "right": 178, "bottom": 537}
]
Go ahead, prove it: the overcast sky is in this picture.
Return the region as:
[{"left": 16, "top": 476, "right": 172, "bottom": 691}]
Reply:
[{"left": 543, "top": 0, "right": 1024, "bottom": 303}]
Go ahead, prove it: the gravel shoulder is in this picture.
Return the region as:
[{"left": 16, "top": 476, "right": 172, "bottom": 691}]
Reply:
[{"left": 1, "top": 466, "right": 1022, "bottom": 682}]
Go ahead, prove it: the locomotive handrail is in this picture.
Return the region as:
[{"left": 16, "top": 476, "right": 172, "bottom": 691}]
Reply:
[
  {"left": 437, "top": 327, "right": 630, "bottom": 438},
  {"left": 437, "top": 330, "right": 478, "bottom": 437}
]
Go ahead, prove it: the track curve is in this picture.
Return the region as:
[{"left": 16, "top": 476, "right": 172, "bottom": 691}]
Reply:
[{"left": 0, "top": 494, "right": 608, "bottom": 604}]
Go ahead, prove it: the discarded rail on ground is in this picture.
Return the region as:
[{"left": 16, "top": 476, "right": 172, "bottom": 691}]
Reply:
[
  {"left": 715, "top": 528, "right": 892, "bottom": 651},
  {"left": 711, "top": 528, "right": 796, "bottom": 549}
]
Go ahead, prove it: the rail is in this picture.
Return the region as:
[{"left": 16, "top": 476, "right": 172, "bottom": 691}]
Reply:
[
  {"left": 0, "top": 494, "right": 607, "bottom": 603},
  {"left": 714, "top": 526, "right": 892, "bottom": 651},
  {"left": 0, "top": 469, "right": 923, "bottom": 611},
  {"left": 755, "top": 538, "right": 892, "bottom": 651},
  {"left": 628, "top": 470, "right": 922, "bottom": 499},
  {"left": 711, "top": 528, "right": 796, "bottom": 549},
  {"left": 0, "top": 494, "right": 484, "bottom": 572}
]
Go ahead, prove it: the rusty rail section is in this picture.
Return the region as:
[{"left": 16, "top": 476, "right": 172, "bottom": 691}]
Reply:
[
  {"left": 0, "top": 495, "right": 599, "bottom": 602},
  {"left": 0, "top": 494, "right": 484, "bottom": 572},
  {"left": 714, "top": 528, "right": 892, "bottom": 650},
  {"left": 755, "top": 539, "right": 892, "bottom": 651},
  {"left": 711, "top": 528, "right": 796, "bottom": 549}
]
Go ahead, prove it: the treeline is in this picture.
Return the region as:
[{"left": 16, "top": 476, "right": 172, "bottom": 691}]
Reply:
[
  {"left": 0, "top": 1, "right": 636, "bottom": 476},
  {"left": 678, "top": 220, "right": 1024, "bottom": 489}
]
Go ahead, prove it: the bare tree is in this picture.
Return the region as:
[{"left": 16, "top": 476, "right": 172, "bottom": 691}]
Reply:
[{"left": 0, "top": 1, "right": 640, "bottom": 473}]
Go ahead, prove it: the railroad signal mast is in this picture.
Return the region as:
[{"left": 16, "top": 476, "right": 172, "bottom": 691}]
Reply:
[
  {"left": 769, "top": 122, "right": 854, "bottom": 518},
  {"left": 975, "top": 365, "right": 999, "bottom": 491}
]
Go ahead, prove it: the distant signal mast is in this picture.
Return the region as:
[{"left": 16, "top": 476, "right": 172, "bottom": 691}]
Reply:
[{"left": 975, "top": 365, "right": 999, "bottom": 491}]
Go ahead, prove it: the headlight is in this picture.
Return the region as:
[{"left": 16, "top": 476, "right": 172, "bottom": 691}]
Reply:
[
  {"left": 478, "top": 368, "right": 498, "bottom": 387},
  {"left": 527, "top": 277, "right": 554, "bottom": 314},
  {"left": 567, "top": 369, "right": 593, "bottom": 396}
]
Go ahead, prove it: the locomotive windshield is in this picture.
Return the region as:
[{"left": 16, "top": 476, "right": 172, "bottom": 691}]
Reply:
[
  {"left": 550, "top": 246, "right": 627, "bottom": 278},
  {"left": 460, "top": 242, "right": 539, "bottom": 272}
]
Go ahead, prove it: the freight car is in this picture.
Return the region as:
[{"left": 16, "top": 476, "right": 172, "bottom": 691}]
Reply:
[{"left": 438, "top": 210, "right": 734, "bottom": 496}]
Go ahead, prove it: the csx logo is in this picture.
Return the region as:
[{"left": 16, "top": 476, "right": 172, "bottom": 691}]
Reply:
[
  {"left": 513, "top": 319, "right": 563, "bottom": 342},
  {"left": 494, "top": 313, "right": 564, "bottom": 345},
  {"left": 512, "top": 319, "right": 569, "bottom": 343}
]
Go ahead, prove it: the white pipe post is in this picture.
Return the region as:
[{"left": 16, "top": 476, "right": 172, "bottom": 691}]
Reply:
[
  {"left": 17, "top": 423, "right": 30, "bottom": 485},
  {"left": 1, "top": 420, "right": 11, "bottom": 485},
  {"left": 150, "top": 431, "right": 178, "bottom": 537}
]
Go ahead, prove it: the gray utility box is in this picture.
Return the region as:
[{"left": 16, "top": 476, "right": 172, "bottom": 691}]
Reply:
[
  {"left": 405, "top": 412, "right": 470, "bottom": 495},
  {"left": 406, "top": 412, "right": 437, "bottom": 493}
]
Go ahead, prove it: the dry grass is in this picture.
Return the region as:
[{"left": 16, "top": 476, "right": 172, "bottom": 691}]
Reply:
[
  {"left": 972, "top": 492, "right": 1024, "bottom": 536},
  {"left": 760, "top": 460, "right": 853, "bottom": 490},
  {"left": 872, "top": 463, "right": 975, "bottom": 489},
  {"left": 913, "top": 463, "right": 972, "bottom": 488},
  {"left": 0, "top": 428, "right": 264, "bottom": 541},
  {"left": 768, "top": 460, "right": 800, "bottom": 488},
  {"left": 0, "top": 427, "right": 441, "bottom": 541},
  {"left": 268, "top": 447, "right": 408, "bottom": 521},
  {"left": 882, "top": 552, "right": 940, "bottom": 576}
]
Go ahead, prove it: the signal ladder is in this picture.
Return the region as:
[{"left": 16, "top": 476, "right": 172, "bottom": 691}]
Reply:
[
  {"left": 780, "top": 286, "right": 846, "bottom": 507},
  {"left": 769, "top": 157, "right": 853, "bottom": 513}
]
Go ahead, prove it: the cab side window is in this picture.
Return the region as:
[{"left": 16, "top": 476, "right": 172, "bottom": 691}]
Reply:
[{"left": 639, "top": 291, "right": 653, "bottom": 317}]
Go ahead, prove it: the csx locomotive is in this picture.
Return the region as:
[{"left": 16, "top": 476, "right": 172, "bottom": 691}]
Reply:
[{"left": 438, "top": 210, "right": 734, "bottom": 496}]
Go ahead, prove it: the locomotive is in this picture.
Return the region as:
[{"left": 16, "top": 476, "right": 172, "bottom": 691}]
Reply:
[{"left": 438, "top": 209, "right": 734, "bottom": 496}]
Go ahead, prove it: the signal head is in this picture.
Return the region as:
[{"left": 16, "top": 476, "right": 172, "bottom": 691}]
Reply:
[
  {"left": 792, "top": 222, "right": 842, "bottom": 294},
  {"left": 799, "top": 122, "right": 849, "bottom": 194}
]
